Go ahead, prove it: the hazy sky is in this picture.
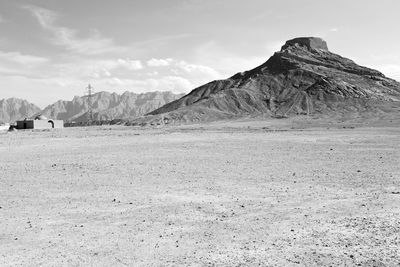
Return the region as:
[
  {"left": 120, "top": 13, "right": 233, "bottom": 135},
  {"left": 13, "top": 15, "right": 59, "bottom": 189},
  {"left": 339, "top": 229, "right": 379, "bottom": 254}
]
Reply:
[{"left": 1, "top": 0, "right": 400, "bottom": 107}]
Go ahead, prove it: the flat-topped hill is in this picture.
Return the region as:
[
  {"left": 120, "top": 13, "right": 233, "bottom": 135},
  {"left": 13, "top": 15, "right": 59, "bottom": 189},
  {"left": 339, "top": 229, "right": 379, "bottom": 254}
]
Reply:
[{"left": 127, "top": 37, "right": 400, "bottom": 126}]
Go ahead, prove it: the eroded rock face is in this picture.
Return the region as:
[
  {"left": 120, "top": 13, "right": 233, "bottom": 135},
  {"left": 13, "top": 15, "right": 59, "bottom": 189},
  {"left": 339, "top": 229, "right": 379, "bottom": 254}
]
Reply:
[
  {"left": 127, "top": 37, "right": 400, "bottom": 125},
  {"left": 281, "top": 37, "right": 329, "bottom": 51}
]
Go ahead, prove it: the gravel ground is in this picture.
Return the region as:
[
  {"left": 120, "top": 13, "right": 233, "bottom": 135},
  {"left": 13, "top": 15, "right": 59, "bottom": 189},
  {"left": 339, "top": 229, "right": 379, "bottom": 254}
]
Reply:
[{"left": 0, "top": 122, "right": 399, "bottom": 266}]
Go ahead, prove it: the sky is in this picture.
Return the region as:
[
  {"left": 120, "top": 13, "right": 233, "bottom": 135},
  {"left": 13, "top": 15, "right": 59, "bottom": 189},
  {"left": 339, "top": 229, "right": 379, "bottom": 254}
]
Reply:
[{"left": 1, "top": 0, "right": 400, "bottom": 108}]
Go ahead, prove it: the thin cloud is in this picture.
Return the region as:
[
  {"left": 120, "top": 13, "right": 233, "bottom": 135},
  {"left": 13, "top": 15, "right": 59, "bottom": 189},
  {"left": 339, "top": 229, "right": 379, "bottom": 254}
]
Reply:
[
  {"left": 193, "top": 41, "right": 267, "bottom": 77},
  {"left": 53, "top": 58, "right": 144, "bottom": 80},
  {"left": 175, "top": 60, "right": 220, "bottom": 78},
  {"left": 147, "top": 58, "right": 220, "bottom": 78},
  {"left": 117, "top": 59, "right": 143, "bottom": 70},
  {"left": 180, "top": 0, "right": 226, "bottom": 10},
  {"left": 0, "top": 50, "right": 49, "bottom": 78},
  {"left": 147, "top": 58, "right": 173, "bottom": 67},
  {"left": 23, "top": 5, "right": 123, "bottom": 55},
  {"left": 0, "top": 50, "right": 49, "bottom": 65}
]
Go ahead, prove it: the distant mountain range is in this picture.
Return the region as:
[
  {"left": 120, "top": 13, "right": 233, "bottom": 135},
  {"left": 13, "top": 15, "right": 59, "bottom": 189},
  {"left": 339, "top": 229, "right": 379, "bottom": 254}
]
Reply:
[
  {"left": 128, "top": 37, "right": 400, "bottom": 125},
  {"left": 40, "top": 91, "right": 184, "bottom": 122},
  {"left": 0, "top": 91, "right": 184, "bottom": 123},
  {"left": 0, "top": 98, "right": 41, "bottom": 124}
]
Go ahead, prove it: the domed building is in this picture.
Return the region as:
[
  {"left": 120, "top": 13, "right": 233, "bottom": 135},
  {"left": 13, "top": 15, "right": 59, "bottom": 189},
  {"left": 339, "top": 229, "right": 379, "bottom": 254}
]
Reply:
[{"left": 34, "top": 114, "right": 48, "bottom": 120}]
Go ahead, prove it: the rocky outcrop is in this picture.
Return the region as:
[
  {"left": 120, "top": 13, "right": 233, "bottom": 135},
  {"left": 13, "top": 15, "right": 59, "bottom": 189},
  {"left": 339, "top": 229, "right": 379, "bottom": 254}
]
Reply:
[
  {"left": 281, "top": 37, "right": 329, "bottom": 51},
  {"left": 126, "top": 37, "right": 400, "bottom": 125},
  {"left": 0, "top": 98, "right": 41, "bottom": 123}
]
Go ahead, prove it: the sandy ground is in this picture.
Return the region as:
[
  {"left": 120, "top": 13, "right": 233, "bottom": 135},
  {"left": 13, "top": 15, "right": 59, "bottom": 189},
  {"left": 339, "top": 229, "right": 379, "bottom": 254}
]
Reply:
[{"left": 0, "top": 121, "right": 399, "bottom": 266}]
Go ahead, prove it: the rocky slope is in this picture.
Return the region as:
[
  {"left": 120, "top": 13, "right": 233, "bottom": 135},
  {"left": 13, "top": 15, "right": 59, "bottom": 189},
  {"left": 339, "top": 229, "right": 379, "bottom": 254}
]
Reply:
[
  {"left": 40, "top": 91, "right": 184, "bottom": 122},
  {"left": 0, "top": 98, "right": 41, "bottom": 123},
  {"left": 128, "top": 37, "right": 400, "bottom": 125}
]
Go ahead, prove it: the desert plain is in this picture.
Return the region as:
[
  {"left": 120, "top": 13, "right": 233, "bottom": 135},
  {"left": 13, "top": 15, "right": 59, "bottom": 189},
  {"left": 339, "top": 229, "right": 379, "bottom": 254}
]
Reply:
[{"left": 0, "top": 118, "right": 399, "bottom": 266}]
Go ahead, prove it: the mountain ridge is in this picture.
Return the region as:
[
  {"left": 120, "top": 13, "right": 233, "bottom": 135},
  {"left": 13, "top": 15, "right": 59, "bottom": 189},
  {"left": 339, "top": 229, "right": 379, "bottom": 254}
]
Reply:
[
  {"left": 40, "top": 91, "right": 184, "bottom": 122},
  {"left": 0, "top": 98, "right": 41, "bottom": 123}
]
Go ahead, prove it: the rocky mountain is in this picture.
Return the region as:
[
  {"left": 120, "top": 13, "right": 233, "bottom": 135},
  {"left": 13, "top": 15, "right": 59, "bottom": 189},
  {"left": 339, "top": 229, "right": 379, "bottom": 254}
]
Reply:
[
  {"left": 0, "top": 98, "right": 41, "bottom": 123},
  {"left": 128, "top": 37, "right": 400, "bottom": 125},
  {"left": 40, "top": 91, "right": 184, "bottom": 122}
]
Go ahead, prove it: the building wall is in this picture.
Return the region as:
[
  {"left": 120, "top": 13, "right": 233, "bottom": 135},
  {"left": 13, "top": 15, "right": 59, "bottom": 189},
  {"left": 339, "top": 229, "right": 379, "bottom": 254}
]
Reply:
[
  {"left": 52, "top": 120, "right": 64, "bottom": 128},
  {"left": 33, "top": 120, "right": 53, "bottom": 129},
  {"left": 33, "top": 120, "right": 64, "bottom": 129},
  {"left": 16, "top": 120, "right": 64, "bottom": 129}
]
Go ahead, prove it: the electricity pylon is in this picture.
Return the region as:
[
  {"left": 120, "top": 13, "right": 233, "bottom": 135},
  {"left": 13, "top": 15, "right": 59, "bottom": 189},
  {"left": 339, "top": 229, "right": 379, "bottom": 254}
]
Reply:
[{"left": 85, "top": 84, "right": 94, "bottom": 122}]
